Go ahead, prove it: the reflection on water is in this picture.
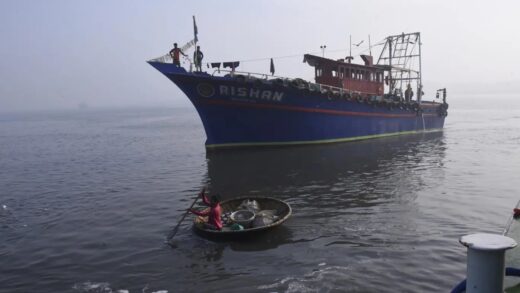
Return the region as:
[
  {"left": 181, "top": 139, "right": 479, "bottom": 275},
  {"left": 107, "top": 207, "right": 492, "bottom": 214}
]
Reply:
[
  {"left": 203, "top": 133, "right": 448, "bottom": 247},
  {"left": 226, "top": 225, "right": 295, "bottom": 251},
  {"left": 206, "top": 132, "right": 446, "bottom": 203},
  {"left": 3, "top": 106, "right": 475, "bottom": 292},
  {"left": 198, "top": 133, "right": 452, "bottom": 292},
  {"left": 179, "top": 225, "right": 296, "bottom": 264}
]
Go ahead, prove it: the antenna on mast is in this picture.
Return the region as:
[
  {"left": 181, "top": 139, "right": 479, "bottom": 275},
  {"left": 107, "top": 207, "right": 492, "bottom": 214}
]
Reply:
[
  {"left": 349, "top": 35, "right": 352, "bottom": 58},
  {"left": 368, "top": 35, "right": 372, "bottom": 56},
  {"left": 346, "top": 35, "right": 353, "bottom": 63}
]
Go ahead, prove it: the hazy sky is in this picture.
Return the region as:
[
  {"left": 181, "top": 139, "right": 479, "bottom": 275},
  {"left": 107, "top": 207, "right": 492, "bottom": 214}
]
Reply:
[{"left": 1, "top": 0, "right": 519, "bottom": 112}]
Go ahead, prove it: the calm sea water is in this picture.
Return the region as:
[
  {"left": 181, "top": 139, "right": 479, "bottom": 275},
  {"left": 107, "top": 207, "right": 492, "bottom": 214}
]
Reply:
[{"left": 1, "top": 95, "right": 520, "bottom": 292}]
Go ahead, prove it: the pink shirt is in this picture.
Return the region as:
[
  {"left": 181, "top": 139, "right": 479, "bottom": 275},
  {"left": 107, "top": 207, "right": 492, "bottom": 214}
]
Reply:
[{"left": 190, "top": 194, "right": 222, "bottom": 230}]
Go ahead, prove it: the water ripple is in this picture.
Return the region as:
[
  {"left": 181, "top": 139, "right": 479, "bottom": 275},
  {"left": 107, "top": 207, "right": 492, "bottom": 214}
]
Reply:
[{"left": 2, "top": 101, "right": 520, "bottom": 292}]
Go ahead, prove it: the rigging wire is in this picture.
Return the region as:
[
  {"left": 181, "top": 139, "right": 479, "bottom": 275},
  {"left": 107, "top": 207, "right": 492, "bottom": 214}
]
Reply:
[{"left": 200, "top": 39, "right": 386, "bottom": 65}]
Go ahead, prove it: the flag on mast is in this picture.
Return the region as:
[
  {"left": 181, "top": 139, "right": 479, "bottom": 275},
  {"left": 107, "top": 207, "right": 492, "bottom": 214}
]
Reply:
[
  {"left": 270, "top": 58, "right": 275, "bottom": 75},
  {"left": 193, "top": 16, "right": 198, "bottom": 43}
]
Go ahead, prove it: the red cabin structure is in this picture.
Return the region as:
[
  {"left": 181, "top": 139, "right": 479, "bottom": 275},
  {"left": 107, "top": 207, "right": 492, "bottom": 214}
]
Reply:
[{"left": 304, "top": 54, "right": 386, "bottom": 97}]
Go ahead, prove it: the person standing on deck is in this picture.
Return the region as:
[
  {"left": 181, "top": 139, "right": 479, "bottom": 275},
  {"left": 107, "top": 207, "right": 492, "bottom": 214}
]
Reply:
[
  {"left": 405, "top": 84, "right": 414, "bottom": 103},
  {"left": 193, "top": 46, "right": 204, "bottom": 71},
  {"left": 169, "top": 43, "right": 186, "bottom": 67},
  {"left": 188, "top": 191, "right": 222, "bottom": 230}
]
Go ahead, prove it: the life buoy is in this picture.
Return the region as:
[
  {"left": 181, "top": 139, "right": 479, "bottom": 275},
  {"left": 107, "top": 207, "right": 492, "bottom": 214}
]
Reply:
[
  {"left": 437, "top": 104, "right": 449, "bottom": 117},
  {"left": 273, "top": 79, "right": 284, "bottom": 87},
  {"left": 324, "top": 90, "right": 332, "bottom": 100},
  {"left": 235, "top": 75, "right": 246, "bottom": 83},
  {"left": 326, "top": 90, "right": 333, "bottom": 99},
  {"left": 415, "top": 107, "right": 423, "bottom": 116},
  {"left": 290, "top": 78, "right": 307, "bottom": 90},
  {"left": 254, "top": 79, "right": 263, "bottom": 87}
]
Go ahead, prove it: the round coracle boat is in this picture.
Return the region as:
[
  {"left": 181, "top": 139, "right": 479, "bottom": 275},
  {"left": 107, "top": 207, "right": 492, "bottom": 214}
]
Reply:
[{"left": 193, "top": 196, "right": 291, "bottom": 239}]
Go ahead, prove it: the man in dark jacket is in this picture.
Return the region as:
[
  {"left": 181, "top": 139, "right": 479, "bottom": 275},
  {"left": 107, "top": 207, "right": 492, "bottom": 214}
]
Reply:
[
  {"left": 193, "top": 46, "right": 204, "bottom": 71},
  {"left": 405, "top": 84, "right": 414, "bottom": 103}
]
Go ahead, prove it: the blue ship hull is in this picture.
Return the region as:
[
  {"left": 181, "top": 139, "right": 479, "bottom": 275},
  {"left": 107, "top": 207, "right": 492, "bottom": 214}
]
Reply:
[{"left": 149, "top": 62, "right": 446, "bottom": 149}]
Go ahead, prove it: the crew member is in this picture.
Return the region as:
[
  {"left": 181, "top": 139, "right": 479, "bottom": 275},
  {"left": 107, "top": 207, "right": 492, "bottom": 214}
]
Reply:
[
  {"left": 193, "top": 46, "right": 204, "bottom": 71},
  {"left": 405, "top": 84, "right": 414, "bottom": 103},
  {"left": 169, "top": 43, "right": 186, "bottom": 67},
  {"left": 188, "top": 191, "right": 222, "bottom": 230}
]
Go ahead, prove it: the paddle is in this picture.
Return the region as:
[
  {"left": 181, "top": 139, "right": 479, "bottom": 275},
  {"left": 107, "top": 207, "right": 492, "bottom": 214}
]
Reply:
[
  {"left": 503, "top": 199, "right": 520, "bottom": 235},
  {"left": 167, "top": 187, "right": 205, "bottom": 243}
]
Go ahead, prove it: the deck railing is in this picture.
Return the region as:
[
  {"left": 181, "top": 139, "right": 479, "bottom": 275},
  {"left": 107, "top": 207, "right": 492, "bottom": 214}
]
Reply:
[
  {"left": 148, "top": 53, "right": 173, "bottom": 64},
  {"left": 149, "top": 54, "right": 364, "bottom": 96},
  {"left": 214, "top": 69, "right": 358, "bottom": 96}
]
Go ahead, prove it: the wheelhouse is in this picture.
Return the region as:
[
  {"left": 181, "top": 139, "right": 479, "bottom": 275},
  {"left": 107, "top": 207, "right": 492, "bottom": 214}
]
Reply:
[{"left": 304, "top": 54, "right": 386, "bottom": 96}]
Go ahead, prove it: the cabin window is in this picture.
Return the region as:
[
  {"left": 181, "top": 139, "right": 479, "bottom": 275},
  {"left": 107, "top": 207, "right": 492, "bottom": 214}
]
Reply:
[
  {"left": 316, "top": 68, "right": 322, "bottom": 77},
  {"left": 332, "top": 70, "right": 337, "bottom": 77}
]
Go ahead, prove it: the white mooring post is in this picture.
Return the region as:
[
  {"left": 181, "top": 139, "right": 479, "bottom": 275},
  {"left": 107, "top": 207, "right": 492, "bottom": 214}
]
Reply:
[{"left": 460, "top": 233, "right": 517, "bottom": 293}]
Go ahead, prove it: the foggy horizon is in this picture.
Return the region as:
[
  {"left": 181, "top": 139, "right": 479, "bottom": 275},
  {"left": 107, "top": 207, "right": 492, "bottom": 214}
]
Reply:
[{"left": 1, "top": 0, "right": 519, "bottom": 113}]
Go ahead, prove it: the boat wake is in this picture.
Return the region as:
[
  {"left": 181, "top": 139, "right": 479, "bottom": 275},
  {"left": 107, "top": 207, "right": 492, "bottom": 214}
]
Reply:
[
  {"left": 257, "top": 263, "right": 352, "bottom": 292},
  {"left": 72, "top": 281, "right": 167, "bottom": 293}
]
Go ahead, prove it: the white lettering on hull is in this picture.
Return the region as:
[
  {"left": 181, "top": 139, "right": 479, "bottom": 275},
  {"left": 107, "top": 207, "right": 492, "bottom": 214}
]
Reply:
[
  {"left": 219, "top": 85, "right": 228, "bottom": 95},
  {"left": 219, "top": 85, "right": 284, "bottom": 102}
]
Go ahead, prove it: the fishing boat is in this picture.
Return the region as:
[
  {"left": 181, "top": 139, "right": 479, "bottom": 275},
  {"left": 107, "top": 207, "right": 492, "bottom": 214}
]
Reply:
[
  {"left": 192, "top": 196, "right": 292, "bottom": 239},
  {"left": 148, "top": 29, "right": 448, "bottom": 150}
]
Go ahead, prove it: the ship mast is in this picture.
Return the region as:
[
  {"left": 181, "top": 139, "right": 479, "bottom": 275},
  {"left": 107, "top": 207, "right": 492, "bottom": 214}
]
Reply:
[
  {"left": 418, "top": 33, "right": 422, "bottom": 103},
  {"left": 376, "top": 32, "right": 422, "bottom": 103}
]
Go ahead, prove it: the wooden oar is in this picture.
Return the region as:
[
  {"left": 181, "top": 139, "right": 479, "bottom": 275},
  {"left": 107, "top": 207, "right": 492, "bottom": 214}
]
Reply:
[{"left": 167, "top": 187, "right": 205, "bottom": 243}]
